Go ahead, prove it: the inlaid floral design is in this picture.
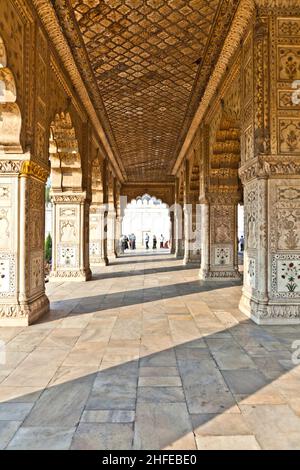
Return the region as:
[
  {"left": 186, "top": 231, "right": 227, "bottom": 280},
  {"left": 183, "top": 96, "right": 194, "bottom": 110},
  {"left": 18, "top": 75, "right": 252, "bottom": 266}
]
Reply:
[{"left": 281, "top": 262, "right": 300, "bottom": 292}]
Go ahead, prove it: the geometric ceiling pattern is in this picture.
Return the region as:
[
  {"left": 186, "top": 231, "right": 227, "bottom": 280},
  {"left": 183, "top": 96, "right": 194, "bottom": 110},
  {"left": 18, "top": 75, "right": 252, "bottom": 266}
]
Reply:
[{"left": 69, "top": 0, "right": 239, "bottom": 181}]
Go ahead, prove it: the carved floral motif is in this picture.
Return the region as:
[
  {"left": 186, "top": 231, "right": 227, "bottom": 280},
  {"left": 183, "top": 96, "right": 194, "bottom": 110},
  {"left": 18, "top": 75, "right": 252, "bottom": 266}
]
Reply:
[
  {"left": 280, "top": 261, "right": 300, "bottom": 292},
  {"left": 278, "top": 47, "right": 300, "bottom": 80},
  {"left": 30, "top": 253, "right": 43, "bottom": 294},
  {"left": 279, "top": 120, "right": 300, "bottom": 153},
  {"left": 272, "top": 254, "right": 300, "bottom": 298},
  {"left": 245, "top": 187, "right": 258, "bottom": 250},
  {"left": 270, "top": 184, "right": 300, "bottom": 251},
  {"left": 214, "top": 247, "right": 231, "bottom": 266},
  {"left": 0, "top": 253, "right": 15, "bottom": 296}
]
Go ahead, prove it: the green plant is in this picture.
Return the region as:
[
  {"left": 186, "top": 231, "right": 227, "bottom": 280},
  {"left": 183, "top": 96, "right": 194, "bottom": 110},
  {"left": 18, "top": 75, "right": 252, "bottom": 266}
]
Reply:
[
  {"left": 45, "top": 233, "right": 52, "bottom": 263},
  {"left": 45, "top": 185, "right": 51, "bottom": 204}
]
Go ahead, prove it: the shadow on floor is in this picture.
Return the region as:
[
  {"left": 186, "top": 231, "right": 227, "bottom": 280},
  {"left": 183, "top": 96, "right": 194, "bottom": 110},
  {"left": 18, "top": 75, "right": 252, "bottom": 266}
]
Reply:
[
  {"left": 108, "top": 254, "right": 175, "bottom": 265},
  {"left": 91, "top": 263, "right": 197, "bottom": 280},
  {"left": 47, "top": 279, "right": 242, "bottom": 319}
]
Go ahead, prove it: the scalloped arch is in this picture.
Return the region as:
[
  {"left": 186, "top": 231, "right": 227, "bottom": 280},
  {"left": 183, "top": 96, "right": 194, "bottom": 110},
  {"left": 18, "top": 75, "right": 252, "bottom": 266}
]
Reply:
[
  {"left": 0, "top": 35, "right": 21, "bottom": 153},
  {"left": 49, "top": 111, "right": 82, "bottom": 191}
]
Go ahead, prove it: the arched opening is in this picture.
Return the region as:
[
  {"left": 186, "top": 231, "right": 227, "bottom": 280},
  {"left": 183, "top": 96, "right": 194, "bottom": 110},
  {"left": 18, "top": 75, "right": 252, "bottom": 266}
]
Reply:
[
  {"left": 0, "top": 35, "right": 22, "bottom": 153},
  {"left": 199, "top": 112, "right": 243, "bottom": 280},
  {"left": 121, "top": 194, "right": 171, "bottom": 253},
  {"left": 45, "top": 112, "right": 89, "bottom": 280},
  {"left": 49, "top": 112, "right": 82, "bottom": 192}
]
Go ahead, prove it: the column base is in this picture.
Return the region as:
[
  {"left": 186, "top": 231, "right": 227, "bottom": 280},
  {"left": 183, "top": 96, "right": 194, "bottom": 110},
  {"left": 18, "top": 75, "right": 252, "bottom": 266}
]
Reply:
[
  {"left": 90, "top": 257, "right": 109, "bottom": 267},
  {"left": 49, "top": 268, "right": 92, "bottom": 282},
  {"left": 239, "top": 291, "right": 300, "bottom": 325},
  {"left": 0, "top": 293, "right": 49, "bottom": 326},
  {"left": 183, "top": 255, "right": 201, "bottom": 265},
  {"left": 199, "top": 268, "right": 242, "bottom": 281}
]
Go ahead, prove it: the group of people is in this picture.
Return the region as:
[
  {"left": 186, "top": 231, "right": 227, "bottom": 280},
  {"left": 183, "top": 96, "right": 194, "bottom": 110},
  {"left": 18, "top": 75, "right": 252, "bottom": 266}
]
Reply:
[
  {"left": 120, "top": 233, "right": 136, "bottom": 251},
  {"left": 144, "top": 233, "right": 167, "bottom": 250},
  {"left": 120, "top": 233, "right": 169, "bottom": 252}
]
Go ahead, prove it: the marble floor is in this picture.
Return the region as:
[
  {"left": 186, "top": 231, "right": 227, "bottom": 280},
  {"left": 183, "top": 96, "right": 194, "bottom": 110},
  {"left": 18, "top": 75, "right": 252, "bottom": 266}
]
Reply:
[{"left": 1, "top": 253, "right": 300, "bottom": 450}]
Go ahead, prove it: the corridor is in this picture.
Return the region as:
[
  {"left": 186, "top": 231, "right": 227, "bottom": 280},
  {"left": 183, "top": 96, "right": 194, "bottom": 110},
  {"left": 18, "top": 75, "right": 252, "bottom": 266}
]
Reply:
[{"left": 0, "top": 253, "right": 300, "bottom": 449}]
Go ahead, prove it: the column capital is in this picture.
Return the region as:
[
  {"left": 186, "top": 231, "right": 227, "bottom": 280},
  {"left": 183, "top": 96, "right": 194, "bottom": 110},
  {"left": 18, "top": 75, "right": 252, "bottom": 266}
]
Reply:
[
  {"left": 207, "top": 191, "right": 242, "bottom": 205},
  {"left": 0, "top": 159, "right": 50, "bottom": 183},
  {"left": 20, "top": 160, "right": 50, "bottom": 183},
  {"left": 51, "top": 191, "right": 87, "bottom": 203},
  {"left": 239, "top": 156, "right": 300, "bottom": 184}
]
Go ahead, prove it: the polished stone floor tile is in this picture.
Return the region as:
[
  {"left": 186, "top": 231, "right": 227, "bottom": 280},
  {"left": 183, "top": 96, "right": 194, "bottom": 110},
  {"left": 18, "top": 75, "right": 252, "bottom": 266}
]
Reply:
[
  {"left": 23, "top": 377, "right": 94, "bottom": 427},
  {"left": 240, "top": 404, "right": 300, "bottom": 436},
  {"left": 191, "top": 413, "right": 251, "bottom": 436},
  {"left": 137, "top": 386, "right": 185, "bottom": 403},
  {"left": 222, "top": 369, "right": 268, "bottom": 395},
  {"left": 134, "top": 403, "right": 196, "bottom": 450},
  {"left": 81, "top": 410, "right": 135, "bottom": 423},
  {"left": 0, "top": 421, "right": 21, "bottom": 449},
  {"left": 0, "top": 386, "right": 43, "bottom": 403},
  {"left": 7, "top": 426, "right": 76, "bottom": 450},
  {"left": 70, "top": 423, "right": 133, "bottom": 450},
  {"left": 196, "top": 435, "right": 261, "bottom": 450},
  {"left": 0, "top": 402, "right": 33, "bottom": 421},
  {"left": 138, "top": 376, "right": 182, "bottom": 387}
]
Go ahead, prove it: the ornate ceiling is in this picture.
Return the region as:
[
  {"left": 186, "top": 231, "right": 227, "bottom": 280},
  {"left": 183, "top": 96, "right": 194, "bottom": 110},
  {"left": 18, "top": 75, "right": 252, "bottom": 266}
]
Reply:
[{"left": 57, "top": 0, "right": 240, "bottom": 181}]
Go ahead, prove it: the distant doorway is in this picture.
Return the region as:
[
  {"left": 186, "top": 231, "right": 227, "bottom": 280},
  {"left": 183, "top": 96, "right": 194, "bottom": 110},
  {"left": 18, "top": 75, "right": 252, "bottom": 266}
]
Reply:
[{"left": 122, "top": 194, "right": 171, "bottom": 252}]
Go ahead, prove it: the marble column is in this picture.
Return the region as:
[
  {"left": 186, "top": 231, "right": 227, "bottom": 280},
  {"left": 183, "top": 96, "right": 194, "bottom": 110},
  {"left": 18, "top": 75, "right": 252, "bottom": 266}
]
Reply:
[
  {"left": 170, "top": 212, "right": 175, "bottom": 254},
  {"left": 107, "top": 205, "right": 117, "bottom": 260},
  {"left": 89, "top": 204, "right": 108, "bottom": 267},
  {"left": 175, "top": 204, "right": 184, "bottom": 259},
  {"left": 238, "top": 9, "right": 300, "bottom": 324},
  {"left": 115, "top": 214, "right": 122, "bottom": 256},
  {"left": 50, "top": 192, "right": 91, "bottom": 281},
  {"left": 199, "top": 203, "right": 209, "bottom": 279},
  {"left": 183, "top": 203, "right": 201, "bottom": 265},
  {"left": 0, "top": 160, "right": 49, "bottom": 325},
  {"left": 183, "top": 204, "right": 192, "bottom": 265},
  {"left": 199, "top": 194, "right": 241, "bottom": 280},
  {"left": 239, "top": 174, "right": 300, "bottom": 325}
]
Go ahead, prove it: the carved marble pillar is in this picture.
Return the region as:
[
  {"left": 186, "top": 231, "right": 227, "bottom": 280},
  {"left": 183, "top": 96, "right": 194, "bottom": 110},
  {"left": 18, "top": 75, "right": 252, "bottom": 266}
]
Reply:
[
  {"left": 89, "top": 204, "right": 108, "bottom": 267},
  {"left": 107, "top": 205, "right": 117, "bottom": 260},
  {"left": 199, "top": 203, "right": 209, "bottom": 278},
  {"left": 239, "top": 170, "right": 300, "bottom": 324},
  {"left": 191, "top": 203, "right": 202, "bottom": 264},
  {"left": 170, "top": 211, "right": 175, "bottom": 254},
  {"left": 199, "top": 194, "right": 241, "bottom": 280},
  {"left": 238, "top": 9, "right": 300, "bottom": 324},
  {"left": 183, "top": 203, "right": 201, "bottom": 265},
  {"left": 115, "top": 214, "right": 122, "bottom": 256},
  {"left": 175, "top": 204, "right": 184, "bottom": 258},
  {"left": 183, "top": 204, "right": 192, "bottom": 265},
  {"left": 114, "top": 186, "right": 123, "bottom": 256},
  {"left": 0, "top": 160, "right": 49, "bottom": 326},
  {"left": 50, "top": 192, "right": 91, "bottom": 281}
]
